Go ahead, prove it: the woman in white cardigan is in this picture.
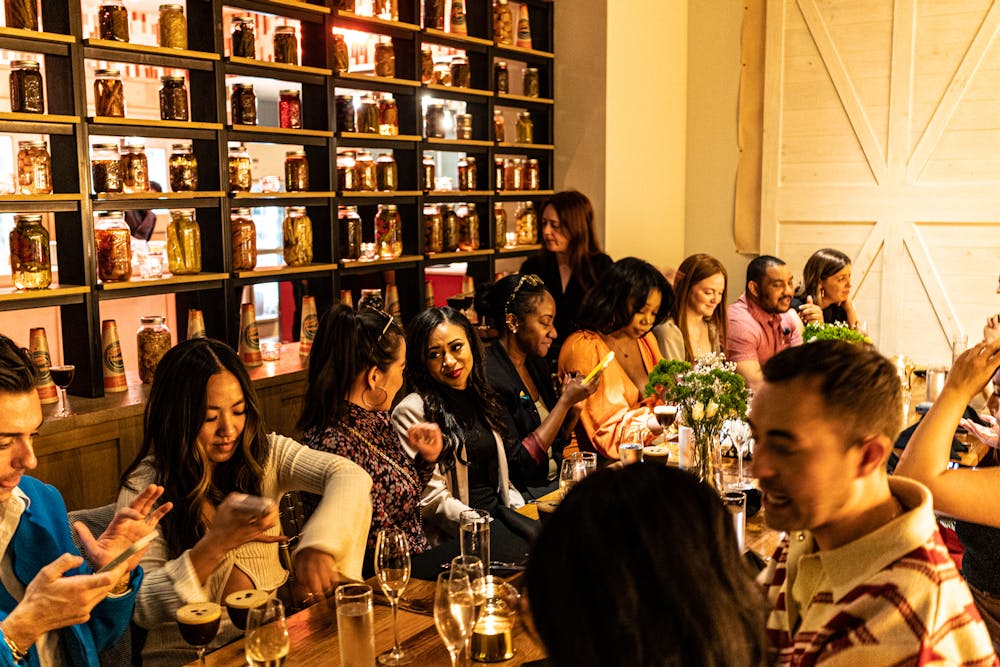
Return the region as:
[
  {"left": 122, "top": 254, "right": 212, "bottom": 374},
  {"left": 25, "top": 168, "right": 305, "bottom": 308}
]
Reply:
[{"left": 117, "top": 339, "right": 372, "bottom": 667}]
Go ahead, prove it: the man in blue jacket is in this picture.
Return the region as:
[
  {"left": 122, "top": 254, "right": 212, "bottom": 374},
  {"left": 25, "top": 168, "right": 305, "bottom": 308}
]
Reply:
[{"left": 0, "top": 335, "right": 171, "bottom": 666}]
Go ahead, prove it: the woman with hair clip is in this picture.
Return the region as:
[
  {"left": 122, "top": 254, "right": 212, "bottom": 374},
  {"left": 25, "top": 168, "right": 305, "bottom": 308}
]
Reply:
[
  {"left": 558, "top": 257, "right": 673, "bottom": 460},
  {"left": 519, "top": 190, "right": 613, "bottom": 358},
  {"left": 391, "top": 307, "right": 535, "bottom": 560},
  {"left": 792, "top": 248, "right": 859, "bottom": 327},
  {"left": 297, "top": 305, "right": 443, "bottom": 575},
  {"left": 654, "top": 253, "right": 729, "bottom": 362},
  {"left": 117, "top": 338, "right": 373, "bottom": 667},
  {"left": 477, "top": 273, "right": 598, "bottom": 496}
]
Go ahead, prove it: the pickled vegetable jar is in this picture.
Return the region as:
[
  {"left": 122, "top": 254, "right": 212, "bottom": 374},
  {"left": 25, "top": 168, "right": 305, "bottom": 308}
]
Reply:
[
  {"left": 231, "top": 16, "right": 255, "bottom": 58},
  {"left": 493, "top": 109, "right": 505, "bottom": 143},
  {"left": 375, "top": 153, "right": 397, "bottom": 191},
  {"left": 10, "top": 60, "right": 43, "bottom": 114},
  {"left": 231, "top": 208, "right": 257, "bottom": 271},
  {"left": 378, "top": 96, "right": 398, "bottom": 136},
  {"left": 523, "top": 67, "right": 540, "bottom": 98},
  {"left": 339, "top": 205, "right": 362, "bottom": 261},
  {"left": 526, "top": 158, "right": 541, "bottom": 190},
  {"left": 231, "top": 83, "right": 257, "bottom": 125},
  {"left": 284, "top": 150, "right": 309, "bottom": 192},
  {"left": 333, "top": 34, "right": 349, "bottom": 74},
  {"left": 494, "top": 157, "right": 505, "bottom": 190},
  {"left": 494, "top": 202, "right": 507, "bottom": 247},
  {"left": 450, "top": 56, "right": 470, "bottom": 88},
  {"left": 158, "top": 4, "right": 187, "bottom": 49},
  {"left": 94, "top": 69, "right": 125, "bottom": 117},
  {"left": 374, "top": 41, "right": 395, "bottom": 77},
  {"left": 9, "top": 214, "right": 50, "bottom": 290},
  {"left": 516, "top": 111, "right": 533, "bottom": 143},
  {"left": 137, "top": 316, "right": 170, "bottom": 384},
  {"left": 459, "top": 203, "right": 480, "bottom": 251},
  {"left": 421, "top": 152, "right": 436, "bottom": 191},
  {"left": 375, "top": 204, "right": 402, "bottom": 259},
  {"left": 228, "top": 144, "right": 252, "bottom": 191},
  {"left": 443, "top": 204, "right": 460, "bottom": 251},
  {"left": 424, "top": 204, "right": 443, "bottom": 253},
  {"left": 355, "top": 151, "right": 376, "bottom": 191},
  {"left": 95, "top": 211, "right": 132, "bottom": 282},
  {"left": 166, "top": 209, "right": 201, "bottom": 275},
  {"left": 425, "top": 103, "right": 446, "bottom": 138},
  {"left": 120, "top": 141, "right": 148, "bottom": 193},
  {"left": 493, "top": 0, "right": 513, "bottom": 45},
  {"left": 337, "top": 151, "right": 358, "bottom": 191},
  {"left": 273, "top": 25, "right": 298, "bottom": 65},
  {"left": 356, "top": 96, "right": 379, "bottom": 134},
  {"left": 455, "top": 113, "right": 472, "bottom": 140},
  {"left": 457, "top": 155, "right": 477, "bottom": 191},
  {"left": 515, "top": 201, "right": 538, "bottom": 245},
  {"left": 99, "top": 0, "right": 130, "bottom": 42},
  {"left": 494, "top": 61, "right": 509, "bottom": 94},
  {"left": 16, "top": 140, "right": 50, "bottom": 195},
  {"left": 168, "top": 143, "right": 198, "bottom": 191},
  {"left": 335, "top": 94, "right": 356, "bottom": 132},
  {"left": 92, "top": 143, "right": 122, "bottom": 193},
  {"left": 5, "top": 0, "right": 38, "bottom": 30},
  {"left": 278, "top": 89, "right": 301, "bottom": 129},
  {"left": 282, "top": 207, "right": 313, "bottom": 266},
  {"left": 504, "top": 158, "right": 523, "bottom": 190},
  {"left": 158, "top": 75, "right": 188, "bottom": 121}
]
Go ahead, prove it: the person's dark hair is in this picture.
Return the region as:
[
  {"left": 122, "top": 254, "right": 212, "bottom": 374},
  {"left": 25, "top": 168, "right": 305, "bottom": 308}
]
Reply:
[
  {"left": 298, "top": 305, "right": 405, "bottom": 431},
  {"left": 527, "top": 464, "right": 768, "bottom": 667},
  {"left": 800, "top": 248, "right": 851, "bottom": 304},
  {"left": 576, "top": 257, "right": 673, "bottom": 334},
  {"left": 475, "top": 273, "right": 549, "bottom": 330},
  {"left": 540, "top": 190, "right": 605, "bottom": 289},
  {"left": 670, "top": 253, "right": 729, "bottom": 362},
  {"left": 403, "top": 307, "right": 507, "bottom": 470},
  {"left": 762, "top": 340, "right": 901, "bottom": 443},
  {"left": 120, "top": 338, "right": 267, "bottom": 558},
  {"left": 0, "top": 335, "right": 36, "bottom": 394},
  {"left": 745, "top": 255, "right": 786, "bottom": 288}
]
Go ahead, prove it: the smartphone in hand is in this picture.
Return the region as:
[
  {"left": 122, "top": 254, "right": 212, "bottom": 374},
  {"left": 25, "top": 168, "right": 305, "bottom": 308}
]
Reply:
[{"left": 584, "top": 351, "right": 615, "bottom": 384}]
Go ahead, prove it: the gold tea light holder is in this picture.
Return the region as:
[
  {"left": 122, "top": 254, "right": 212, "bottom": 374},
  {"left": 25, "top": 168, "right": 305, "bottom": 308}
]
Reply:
[{"left": 470, "top": 576, "right": 519, "bottom": 662}]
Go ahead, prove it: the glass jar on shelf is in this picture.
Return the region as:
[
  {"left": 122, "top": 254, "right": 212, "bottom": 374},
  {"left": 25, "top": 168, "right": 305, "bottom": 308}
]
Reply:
[
  {"left": 282, "top": 207, "right": 313, "bottom": 266},
  {"left": 231, "top": 83, "right": 257, "bottom": 125},
  {"left": 158, "top": 4, "right": 187, "bottom": 49},
  {"left": 432, "top": 62, "right": 450, "bottom": 85},
  {"left": 9, "top": 214, "right": 50, "bottom": 290},
  {"left": 421, "top": 152, "right": 436, "bottom": 191},
  {"left": 273, "top": 25, "right": 298, "bottom": 65},
  {"left": 95, "top": 211, "right": 132, "bottom": 282},
  {"left": 450, "top": 56, "right": 470, "bottom": 88},
  {"left": 231, "top": 208, "right": 257, "bottom": 271},
  {"left": 355, "top": 151, "right": 376, "bottom": 191},
  {"left": 166, "top": 209, "right": 201, "bottom": 275},
  {"left": 374, "top": 41, "right": 395, "bottom": 77},
  {"left": 284, "top": 150, "right": 309, "bottom": 192},
  {"left": 424, "top": 204, "right": 443, "bottom": 253},
  {"left": 515, "top": 201, "right": 538, "bottom": 245},
  {"left": 378, "top": 95, "right": 398, "bottom": 136},
  {"left": 504, "top": 158, "right": 523, "bottom": 191},
  {"left": 98, "top": 0, "right": 130, "bottom": 42},
  {"left": 278, "top": 89, "right": 301, "bottom": 129},
  {"left": 457, "top": 156, "right": 477, "bottom": 191},
  {"left": 450, "top": 0, "right": 467, "bottom": 34},
  {"left": 494, "top": 61, "right": 509, "bottom": 94},
  {"left": 494, "top": 0, "right": 514, "bottom": 45},
  {"left": 337, "top": 151, "right": 358, "bottom": 191},
  {"left": 375, "top": 153, "right": 398, "bottom": 191},
  {"left": 356, "top": 95, "right": 379, "bottom": 134},
  {"left": 516, "top": 111, "right": 534, "bottom": 143},
  {"left": 94, "top": 69, "right": 125, "bottom": 117},
  {"left": 375, "top": 204, "right": 402, "bottom": 259},
  {"left": 5, "top": 0, "right": 38, "bottom": 30},
  {"left": 425, "top": 103, "right": 446, "bottom": 138},
  {"left": 92, "top": 143, "right": 123, "bottom": 193},
  {"left": 159, "top": 75, "right": 188, "bottom": 121},
  {"left": 228, "top": 143, "right": 252, "bottom": 191},
  {"left": 442, "top": 204, "right": 460, "bottom": 251},
  {"left": 421, "top": 49, "right": 434, "bottom": 84},
  {"left": 119, "top": 141, "right": 149, "bottom": 193},
  {"left": 523, "top": 67, "right": 540, "bottom": 98},
  {"left": 459, "top": 203, "right": 480, "bottom": 251},
  {"left": 424, "top": 0, "right": 444, "bottom": 30},
  {"left": 333, "top": 33, "right": 349, "bottom": 74},
  {"left": 455, "top": 113, "right": 472, "bottom": 140},
  {"left": 338, "top": 205, "right": 362, "bottom": 261},
  {"left": 136, "top": 316, "right": 171, "bottom": 384},
  {"left": 526, "top": 158, "right": 541, "bottom": 190},
  {"left": 494, "top": 202, "right": 507, "bottom": 247},
  {"left": 10, "top": 60, "right": 43, "bottom": 114},
  {"left": 168, "top": 143, "right": 198, "bottom": 192},
  {"left": 335, "top": 94, "right": 356, "bottom": 132},
  {"left": 231, "top": 16, "right": 255, "bottom": 58},
  {"left": 494, "top": 111, "right": 507, "bottom": 145},
  {"left": 494, "top": 157, "right": 505, "bottom": 190},
  {"left": 16, "top": 140, "right": 50, "bottom": 195}
]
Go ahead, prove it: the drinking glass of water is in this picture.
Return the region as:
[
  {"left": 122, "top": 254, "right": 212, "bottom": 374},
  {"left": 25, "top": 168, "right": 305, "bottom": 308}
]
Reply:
[
  {"left": 722, "top": 491, "right": 746, "bottom": 553},
  {"left": 336, "top": 584, "right": 375, "bottom": 667},
  {"left": 559, "top": 451, "right": 596, "bottom": 498},
  {"left": 459, "top": 509, "right": 490, "bottom": 572},
  {"left": 244, "top": 597, "right": 289, "bottom": 666}
]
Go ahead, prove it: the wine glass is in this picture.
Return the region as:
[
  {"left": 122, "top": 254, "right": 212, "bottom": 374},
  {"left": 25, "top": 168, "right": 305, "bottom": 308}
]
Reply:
[
  {"left": 450, "top": 555, "right": 487, "bottom": 664},
  {"left": 49, "top": 364, "right": 75, "bottom": 418},
  {"left": 558, "top": 452, "right": 596, "bottom": 499},
  {"left": 176, "top": 601, "right": 222, "bottom": 666},
  {"left": 434, "top": 571, "right": 476, "bottom": 667},
  {"left": 244, "top": 597, "right": 290, "bottom": 666},
  {"left": 653, "top": 403, "right": 678, "bottom": 433},
  {"left": 727, "top": 420, "right": 754, "bottom": 491},
  {"left": 375, "top": 528, "right": 413, "bottom": 665}
]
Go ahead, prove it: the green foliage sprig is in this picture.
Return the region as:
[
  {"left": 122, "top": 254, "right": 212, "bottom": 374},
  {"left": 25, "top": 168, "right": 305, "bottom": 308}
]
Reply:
[{"left": 802, "top": 321, "right": 872, "bottom": 345}]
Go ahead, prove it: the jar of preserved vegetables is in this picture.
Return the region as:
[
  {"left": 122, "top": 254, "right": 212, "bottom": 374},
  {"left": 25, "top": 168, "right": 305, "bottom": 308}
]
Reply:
[
  {"left": 231, "top": 83, "right": 257, "bottom": 125},
  {"left": 493, "top": 108, "right": 505, "bottom": 143},
  {"left": 16, "top": 140, "right": 50, "bottom": 195},
  {"left": 355, "top": 151, "right": 376, "bottom": 191},
  {"left": 119, "top": 141, "right": 149, "bottom": 193},
  {"left": 9, "top": 214, "right": 50, "bottom": 290},
  {"left": 494, "top": 61, "right": 509, "bottom": 94},
  {"left": 515, "top": 201, "right": 538, "bottom": 245},
  {"left": 335, "top": 94, "right": 356, "bottom": 132},
  {"left": 450, "top": 56, "right": 470, "bottom": 88},
  {"left": 278, "top": 89, "right": 301, "bottom": 129},
  {"left": 457, "top": 155, "right": 476, "bottom": 191},
  {"left": 158, "top": 4, "right": 186, "bottom": 48},
  {"left": 284, "top": 150, "right": 309, "bottom": 192},
  {"left": 136, "top": 316, "right": 170, "bottom": 384},
  {"left": 523, "top": 67, "right": 540, "bottom": 98},
  {"left": 516, "top": 110, "right": 533, "bottom": 143},
  {"left": 374, "top": 41, "right": 395, "bottom": 78},
  {"left": 459, "top": 203, "right": 480, "bottom": 251},
  {"left": 337, "top": 151, "right": 358, "bottom": 191},
  {"left": 94, "top": 69, "right": 125, "bottom": 117},
  {"left": 504, "top": 158, "right": 523, "bottom": 190},
  {"left": 442, "top": 204, "right": 460, "bottom": 251},
  {"left": 450, "top": 0, "right": 467, "bottom": 34},
  {"left": 282, "top": 207, "right": 312, "bottom": 266},
  {"left": 95, "top": 211, "right": 132, "bottom": 282},
  {"left": 493, "top": 157, "right": 505, "bottom": 190},
  {"left": 375, "top": 153, "right": 397, "bottom": 191},
  {"left": 432, "top": 62, "right": 450, "bottom": 85},
  {"left": 425, "top": 103, "right": 446, "bottom": 138},
  {"left": 5, "top": 0, "right": 38, "bottom": 30},
  {"left": 228, "top": 143, "right": 252, "bottom": 191},
  {"left": 375, "top": 204, "right": 401, "bottom": 259},
  {"left": 159, "top": 75, "right": 188, "bottom": 121},
  {"left": 526, "top": 158, "right": 541, "bottom": 190},
  {"left": 424, "top": 204, "right": 443, "bottom": 253},
  {"left": 356, "top": 95, "right": 379, "bottom": 134},
  {"left": 421, "top": 49, "right": 434, "bottom": 84},
  {"left": 494, "top": 202, "right": 507, "bottom": 247},
  {"left": 421, "top": 152, "right": 436, "bottom": 191},
  {"left": 378, "top": 95, "right": 398, "bottom": 136},
  {"left": 231, "top": 16, "right": 255, "bottom": 58},
  {"left": 273, "top": 25, "right": 298, "bottom": 65},
  {"left": 99, "top": 0, "right": 130, "bottom": 42},
  {"left": 424, "top": 0, "right": 444, "bottom": 30},
  {"left": 91, "top": 143, "right": 122, "bottom": 193},
  {"left": 166, "top": 209, "right": 201, "bottom": 275},
  {"left": 455, "top": 113, "right": 472, "bottom": 140},
  {"left": 338, "top": 205, "right": 362, "bottom": 261},
  {"left": 333, "top": 34, "right": 349, "bottom": 74},
  {"left": 168, "top": 143, "right": 198, "bottom": 191},
  {"left": 494, "top": 0, "right": 514, "bottom": 43},
  {"left": 10, "top": 60, "right": 43, "bottom": 114},
  {"left": 231, "top": 208, "right": 257, "bottom": 271}
]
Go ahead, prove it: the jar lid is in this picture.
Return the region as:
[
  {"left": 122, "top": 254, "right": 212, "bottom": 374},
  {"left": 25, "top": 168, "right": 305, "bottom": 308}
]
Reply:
[
  {"left": 278, "top": 89, "right": 299, "bottom": 96},
  {"left": 423, "top": 152, "right": 436, "bottom": 160},
  {"left": 451, "top": 56, "right": 469, "bottom": 63},
  {"left": 518, "top": 110, "right": 531, "bottom": 117},
  {"left": 525, "top": 67, "right": 539, "bottom": 73},
  {"left": 140, "top": 316, "right": 166, "bottom": 324},
  {"left": 339, "top": 205, "right": 358, "bottom": 213},
  {"left": 232, "top": 83, "right": 254, "bottom": 90},
  {"left": 275, "top": 26, "right": 296, "bottom": 34},
  {"left": 357, "top": 150, "right": 373, "bottom": 158},
  {"left": 528, "top": 158, "right": 539, "bottom": 164},
  {"left": 94, "top": 68, "right": 121, "bottom": 77},
  {"left": 29, "top": 140, "right": 47, "bottom": 149},
  {"left": 171, "top": 142, "right": 193, "bottom": 151},
  {"left": 384, "top": 204, "right": 398, "bottom": 211},
  {"left": 466, "top": 156, "right": 476, "bottom": 163},
  {"left": 336, "top": 94, "right": 354, "bottom": 101},
  {"left": 285, "top": 150, "right": 306, "bottom": 157},
  {"left": 10, "top": 60, "right": 39, "bottom": 68},
  {"left": 123, "top": 141, "right": 145, "bottom": 149},
  {"left": 159, "top": 4, "right": 184, "bottom": 10},
  {"left": 428, "top": 103, "right": 445, "bottom": 110},
  {"left": 380, "top": 93, "right": 394, "bottom": 101},
  {"left": 92, "top": 142, "right": 119, "bottom": 150},
  {"left": 229, "top": 143, "right": 248, "bottom": 151},
  {"left": 377, "top": 152, "right": 394, "bottom": 160},
  {"left": 494, "top": 108, "right": 503, "bottom": 114},
  {"left": 341, "top": 150, "right": 357, "bottom": 157},
  {"left": 160, "top": 75, "right": 185, "bottom": 83},
  {"left": 17, "top": 140, "right": 32, "bottom": 149},
  {"left": 171, "top": 209, "right": 195, "bottom": 218},
  {"left": 232, "top": 16, "right": 254, "bottom": 24},
  {"left": 467, "top": 203, "right": 477, "bottom": 210},
  {"left": 232, "top": 207, "right": 252, "bottom": 215},
  {"left": 97, "top": 211, "right": 125, "bottom": 218},
  {"left": 424, "top": 204, "right": 440, "bottom": 212},
  {"left": 288, "top": 206, "right": 307, "bottom": 212},
  {"left": 497, "top": 61, "right": 508, "bottom": 67},
  {"left": 14, "top": 214, "right": 43, "bottom": 223}
]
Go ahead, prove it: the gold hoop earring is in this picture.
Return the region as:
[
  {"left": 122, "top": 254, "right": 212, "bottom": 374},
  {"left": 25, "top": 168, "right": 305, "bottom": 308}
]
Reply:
[{"left": 362, "top": 386, "right": 388, "bottom": 410}]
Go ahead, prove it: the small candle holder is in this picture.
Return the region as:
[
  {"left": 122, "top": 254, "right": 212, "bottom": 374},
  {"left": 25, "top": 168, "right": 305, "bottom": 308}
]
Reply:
[
  {"left": 260, "top": 340, "right": 281, "bottom": 361},
  {"left": 504, "top": 232, "right": 517, "bottom": 248},
  {"left": 470, "top": 576, "right": 519, "bottom": 662}
]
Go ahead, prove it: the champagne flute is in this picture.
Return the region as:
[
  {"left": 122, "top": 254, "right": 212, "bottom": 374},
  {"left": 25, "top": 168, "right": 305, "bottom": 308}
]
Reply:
[
  {"left": 176, "top": 601, "right": 222, "bottom": 666},
  {"left": 434, "top": 571, "right": 476, "bottom": 667},
  {"left": 728, "top": 420, "right": 754, "bottom": 491},
  {"left": 244, "top": 597, "right": 290, "bottom": 667},
  {"left": 49, "top": 364, "right": 75, "bottom": 417},
  {"left": 558, "top": 452, "right": 596, "bottom": 499},
  {"left": 375, "top": 528, "right": 413, "bottom": 665}
]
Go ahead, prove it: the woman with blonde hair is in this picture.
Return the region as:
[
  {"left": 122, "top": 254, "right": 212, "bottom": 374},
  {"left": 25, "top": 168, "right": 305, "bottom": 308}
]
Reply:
[{"left": 655, "top": 253, "right": 728, "bottom": 362}]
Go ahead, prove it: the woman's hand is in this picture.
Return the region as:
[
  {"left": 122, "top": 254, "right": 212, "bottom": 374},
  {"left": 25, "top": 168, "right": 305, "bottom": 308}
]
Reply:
[
  {"left": 292, "top": 547, "right": 340, "bottom": 605},
  {"left": 207, "top": 494, "right": 286, "bottom": 553},
  {"left": 559, "top": 372, "right": 600, "bottom": 406},
  {"left": 408, "top": 422, "right": 443, "bottom": 462},
  {"left": 960, "top": 416, "right": 999, "bottom": 448},
  {"left": 76, "top": 484, "right": 173, "bottom": 572},
  {"left": 984, "top": 312, "right": 1000, "bottom": 344},
  {"left": 943, "top": 338, "right": 1000, "bottom": 403},
  {"left": 797, "top": 295, "right": 824, "bottom": 325}
]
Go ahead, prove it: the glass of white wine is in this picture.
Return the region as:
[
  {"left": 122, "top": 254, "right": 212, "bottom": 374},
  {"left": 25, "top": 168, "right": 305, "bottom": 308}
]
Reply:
[
  {"left": 244, "top": 597, "right": 290, "bottom": 667},
  {"left": 434, "top": 571, "right": 476, "bottom": 667},
  {"left": 375, "top": 528, "right": 412, "bottom": 665}
]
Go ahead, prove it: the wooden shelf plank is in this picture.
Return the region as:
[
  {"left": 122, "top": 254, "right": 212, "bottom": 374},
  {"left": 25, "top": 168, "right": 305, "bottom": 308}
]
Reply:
[
  {"left": 336, "top": 190, "right": 423, "bottom": 198},
  {"left": 496, "top": 190, "right": 555, "bottom": 197},
  {"left": 496, "top": 142, "right": 555, "bottom": 150},
  {"left": 0, "top": 112, "right": 80, "bottom": 124},
  {"left": 235, "top": 263, "right": 339, "bottom": 280},
  {"left": 94, "top": 191, "right": 225, "bottom": 202},
  {"left": 98, "top": 273, "right": 229, "bottom": 291},
  {"left": 83, "top": 38, "right": 219, "bottom": 60},
  {"left": 0, "top": 27, "right": 75, "bottom": 44},
  {"left": 232, "top": 191, "right": 337, "bottom": 200},
  {"left": 498, "top": 93, "right": 554, "bottom": 105},
  {"left": 336, "top": 72, "right": 421, "bottom": 88},
  {"left": 225, "top": 56, "right": 332, "bottom": 77},
  {"left": 89, "top": 117, "right": 223, "bottom": 131},
  {"left": 334, "top": 11, "right": 420, "bottom": 32},
  {"left": 422, "top": 28, "right": 493, "bottom": 47},
  {"left": 497, "top": 244, "right": 542, "bottom": 254},
  {"left": 338, "top": 131, "right": 422, "bottom": 142},
  {"left": 0, "top": 285, "right": 89, "bottom": 302},
  {"left": 254, "top": 0, "right": 331, "bottom": 15},
  {"left": 425, "top": 83, "right": 492, "bottom": 98},
  {"left": 425, "top": 249, "right": 495, "bottom": 261},
  {"left": 426, "top": 137, "right": 494, "bottom": 148},
  {"left": 339, "top": 255, "right": 423, "bottom": 271},
  {"left": 0, "top": 194, "right": 82, "bottom": 202},
  {"left": 425, "top": 190, "right": 493, "bottom": 197},
  {"left": 230, "top": 124, "right": 333, "bottom": 138},
  {"left": 495, "top": 43, "right": 555, "bottom": 59}
]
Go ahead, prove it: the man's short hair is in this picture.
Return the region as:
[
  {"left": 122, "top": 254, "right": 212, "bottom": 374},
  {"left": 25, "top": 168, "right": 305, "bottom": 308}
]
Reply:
[
  {"left": 746, "top": 255, "right": 786, "bottom": 288},
  {"left": 0, "top": 334, "right": 37, "bottom": 394},
  {"left": 762, "top": 340, "right": 902, "bottom": 444}
]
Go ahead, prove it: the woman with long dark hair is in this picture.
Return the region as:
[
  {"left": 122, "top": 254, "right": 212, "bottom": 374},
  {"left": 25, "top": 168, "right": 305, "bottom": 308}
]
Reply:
[
  {"left": 792, "top": 248, "right": 858, "bottom": 327},
  {"left": 117, "top": 338, "right": 372, "bottom": 666},
  {"left": 655, "top": 253, "right": 728, "bottom": 362}
]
